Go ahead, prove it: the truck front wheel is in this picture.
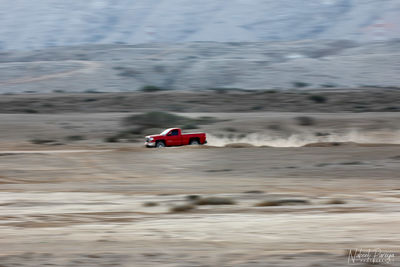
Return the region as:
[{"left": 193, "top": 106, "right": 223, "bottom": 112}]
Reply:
[{"left": 156, "top": 141, "right": 165, "bottom": 148}]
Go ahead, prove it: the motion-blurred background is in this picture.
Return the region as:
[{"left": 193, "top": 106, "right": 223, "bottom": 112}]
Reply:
[
  {"left": 1, "top": 1, "right": 400, "bottom": 267},
  {"left": 0, "top": 0, "right": 400, "bottom": 93}
]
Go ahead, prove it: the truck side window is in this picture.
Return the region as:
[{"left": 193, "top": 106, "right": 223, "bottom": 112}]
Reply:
[{"left": 170, "top": 130, "right": 179, "bottom": 136}]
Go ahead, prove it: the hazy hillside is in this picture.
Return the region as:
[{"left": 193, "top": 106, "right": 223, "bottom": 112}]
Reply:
[
  {"left": 0, "top": 41, "right": 399, "bottom": 92},
  {"left": 1, "top": 0, "right": 400, "bottom": 50}
]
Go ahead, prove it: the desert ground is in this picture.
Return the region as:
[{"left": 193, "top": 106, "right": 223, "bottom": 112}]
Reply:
[{"left": 0, "top": 90, "right": 400, "bottom": 266}]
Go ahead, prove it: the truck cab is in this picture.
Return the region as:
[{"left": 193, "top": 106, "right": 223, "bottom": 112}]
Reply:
[{"left": 145, "top": 128, "right": 207, "bottom": 148}]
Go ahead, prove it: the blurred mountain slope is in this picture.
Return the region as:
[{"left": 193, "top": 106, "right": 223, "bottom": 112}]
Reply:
[
  {"left": 0, "top": 41, "right": 399, "bottom": 92},
  {"left": 0, "top": 0, "right": 400, "bottom": 50}
]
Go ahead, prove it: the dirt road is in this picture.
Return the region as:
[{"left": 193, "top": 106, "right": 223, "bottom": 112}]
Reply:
[{"left": 1, "top": 145, "right": 400, "bottom": 266}]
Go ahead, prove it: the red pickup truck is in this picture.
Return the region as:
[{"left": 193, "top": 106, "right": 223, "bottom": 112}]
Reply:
[{"left": 145, "top": 128, "right": 207, "bottom": 148}]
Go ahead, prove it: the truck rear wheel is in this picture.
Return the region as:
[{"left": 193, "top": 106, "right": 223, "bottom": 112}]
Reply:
[
  {"left": 189, "top": 139, "right": 200, "bottom": 145},
  {"left": 156, "top": 141, "right": 165, "bottom": 148}
]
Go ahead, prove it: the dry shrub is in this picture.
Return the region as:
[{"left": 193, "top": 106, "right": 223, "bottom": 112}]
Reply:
[
  {"left": 309, "top": 95, "right": 327, "bottom": 103},
  {"left": 255, "top": 199, "right": 310, "bottom": 207},
  {"left": 195, "top": 197, "right": 235, "bottom": 205},
  {"left": 186, "top": 195, "right": 201, "bottom": 201},
  {"left": 170, "top": 204, "right": 195, "bottom": 213},
  {"left": 122, "top": 111, "right": 217, "bottom": 130},
  {"left": 295, "top": 116, "right": 315, "bottom": 126},
  {"left": 244, "top": 190, "right": 264, "bottom": 194},
  {"left": 30, "top": 139, "right": 57, "bottom": 145},
  {"left": 143, "top": 202, "right": 158, "bottom": 207},
  {"left": 326, "top": 199, "right": 346, "bottom": 205}
]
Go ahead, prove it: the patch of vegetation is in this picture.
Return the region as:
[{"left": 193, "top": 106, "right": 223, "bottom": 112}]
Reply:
[
  {"left": 268, "top": 124, "right": 282, "bottom": 131},
  {"left": 140, "top": 85, "right": 165, "bottom": 92},
  {"left": 295, "top": 116, "right": 315, "bottom": 126},
  {"left": 224, "top": 127, "right": 237, "bottom": 132},
  {"left": 339, "top": 161, "right": 364, "bottom": 165},
  {"left": 170, "top": 204, "right": 195, "bottom": 213},
  {"left": 255, "top": 199, "right": 310, "bottom": 207},
  {"left": 209, "top": 88, "right": 228, "bottom": 94},
  {"left": 383, "top": 106, "right": 399, "bottom": 111},
  {"left": 84, "top": 89, "right": 103, "bottom": 94},
  {"left": 292, "top": 81, "right": 310, "bottom": 88},
  {"left": 195, "top": 197, "right": 235, "bottom": 205},
  {"left": 42, "top": 103, "right": 54, "bottom": 108},
  {"left": 197, "top": 116, "right": 219, "bottom": 124},
  {"left": 309, "top": 95, "right": 327, "bottom": 103},
  {"left": 181, "top": 123, "right": 199, "bottom": 129},
  {"left": 65, "top": 135, "right": 86, "bottom": 141},
  {"left": 83, "top": 98, "right": 98, "bottom": 102},
  {"left": 143, "top": 202, "right": 159, "bottom": 207},
  {"left": 122, "top": 111, "right": 217, "bottom": 130},
  {"left": 251, "top": 105, "right": 263, "bottom": 111},
  {"left": 21, "top": 109, "right": 38, "bottom": 114},
  {"left": 117, "top": 68, "right": 141, "bottom": 78},
  {"left": 315, "top": 163, "right": 330, "bottom": 167},
  {"left": 104, "top": 128, "right": 144, "bottom": 143},
  {"left": 237, "top": 133, "right": 247, "bottom": 139},
  {"left": 326, "top": 199, "right": 346, "bottom": 205},
  {"left": 166, "top": 104, "right": 186, "bottom": 112},
  {"left": 123, "top": 111, "right": 185, "bottom": 128},
  {"left": 243, "top": 190, "right": 264, "bottom": 194},
  {"left": 320, "top": 83, "right": 337, "bottom": 88},
  {"left": 315, "top": 132, "right": 330, "bottom": 137},
  {"left": 30, "top": 139, "right": 57, "bottom": 145},
  {"left": 186, "top": 195, "right": 201, "bottom": 201},
  {"left": 104, "top": 136, "right": 120, "bottom": 143}
]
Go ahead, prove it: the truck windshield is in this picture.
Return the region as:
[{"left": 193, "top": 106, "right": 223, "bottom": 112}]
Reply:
[{"left": 160, "top": 129, "right": 171, "bottom": 136}]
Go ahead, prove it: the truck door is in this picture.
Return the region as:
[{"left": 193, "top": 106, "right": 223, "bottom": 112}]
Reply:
[{"left": 167, "top": 129, "right": 181, "bottom": 146}]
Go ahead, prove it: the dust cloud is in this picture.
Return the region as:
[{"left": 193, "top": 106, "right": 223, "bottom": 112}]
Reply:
[{"left": 206, "top": 130, "right": 400, "bottom": 147}]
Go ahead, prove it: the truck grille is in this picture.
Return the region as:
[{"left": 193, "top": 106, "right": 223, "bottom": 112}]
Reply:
[{"left": 146, "top": 137, "right": 150, "bottom": 142}]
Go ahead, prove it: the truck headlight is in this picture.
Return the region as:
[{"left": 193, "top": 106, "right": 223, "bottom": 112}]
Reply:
[{"left": 149, "top": 137, "right": 154, "bottom": 141}]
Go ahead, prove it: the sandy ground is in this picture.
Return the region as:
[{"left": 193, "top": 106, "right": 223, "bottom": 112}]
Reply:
[
  {"left": 1, "top": 146, "right": 400, "bottom": 266},
  {"left": 0, "top": 105, "right": 399, "bottom": 266}
]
